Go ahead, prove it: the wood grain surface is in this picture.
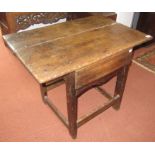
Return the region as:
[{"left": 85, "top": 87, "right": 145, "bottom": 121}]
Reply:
[
  {"left": 75, "top": 51, "right": 132, "bottom": 89},
  {"left": 3, "top": 16, "right": 152, "bottom": 84}
]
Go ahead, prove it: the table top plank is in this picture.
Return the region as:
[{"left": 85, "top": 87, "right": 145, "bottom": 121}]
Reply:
[
  {"left": 3, "top": 16, "right": 151, "bottom": 83},
  {"left": 3, "top": 16, "right": 114, "bottom": 52}
]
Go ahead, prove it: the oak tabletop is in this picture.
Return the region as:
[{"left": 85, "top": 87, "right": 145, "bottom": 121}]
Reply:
[{"left": 3, "top": 16, "right": 151, "bottom": 83}]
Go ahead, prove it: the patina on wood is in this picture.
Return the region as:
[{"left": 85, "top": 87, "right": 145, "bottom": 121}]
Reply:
[
  {"left": 3, "top": 16, "right": 152, "bottom": 139},
  {"left": 3, "top": 16, "right": 151, "bottom": 84}
]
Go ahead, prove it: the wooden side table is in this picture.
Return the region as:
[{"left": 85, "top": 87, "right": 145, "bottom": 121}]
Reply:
[{"left": 3, "top": 16, "right": 151, "bottom": 138}]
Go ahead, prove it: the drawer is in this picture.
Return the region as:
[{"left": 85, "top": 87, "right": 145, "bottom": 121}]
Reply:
[{"left": 75, "top": 51, "right": 132, "bottom": 89}]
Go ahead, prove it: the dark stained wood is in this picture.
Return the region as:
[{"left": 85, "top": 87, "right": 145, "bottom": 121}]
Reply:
[
  {"left": 68, "top": 12, "right": 117, "bottom": 21},
  {"left": 0, "top": 13, "right": 9, "bottom": 34},
  {"left": 77, "top": 95, "right": 120, "bottom": 128},
  {"left": 3, "top": 16, "right": 151, "bottom": 84},
  {"left": 65, "top": 72, "right": 78, "bottom": 139},
  {"left": 44, "top": 97, "right": 69, "bottom": 128},
  {"left": 113, "top": 65, "right": 130, "bottom": 110},
  {"left": 47, "top": 80, "right": 64, "bottom": 91},
  {"left": 95, "top": 86, "right": 112, "bottom": 100},
  {"left": 76, "top": 70, "right": 117, "bottom": 98},
  {"left": 89, "top": 12, "right": 117, "bottom": 20},
  {"left": 3, "top": 15, "right": 152, "bottom": 139},
  {"left": 40, "top": 83, "right": 47, "bottom": 103},
  {"left": 75, "top": 50, "right": 132, "bottom": 89},
  {"left": 40, "top": 83, "right": 69, "bottom": 128},
  {"left": 136, "top": 12, "right": 155, "bottom": 45}
]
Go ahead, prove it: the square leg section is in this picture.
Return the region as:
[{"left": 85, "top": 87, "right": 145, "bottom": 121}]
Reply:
[{"left": 113, "top": 65, "right": 130, "bottom": 110}]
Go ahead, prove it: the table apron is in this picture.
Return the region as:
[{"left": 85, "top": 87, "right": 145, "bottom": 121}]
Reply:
[{"left": 75, "top": 51, "right": 132, "bottom": 89}]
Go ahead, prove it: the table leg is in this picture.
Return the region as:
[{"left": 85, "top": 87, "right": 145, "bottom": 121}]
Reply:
[
  {"left": 40, "top": 83, "right": 47, "bottom": 103},
  {"left": 65, "top": 72, "right": 78, "bottom": 139},
  {"left": 113, "top": 65, "right": 130, "bottom": 110}
]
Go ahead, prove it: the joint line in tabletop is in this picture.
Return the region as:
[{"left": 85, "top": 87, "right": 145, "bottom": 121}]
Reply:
[{"left": 20, "top": 22, "right": 117, "bottom": 50}]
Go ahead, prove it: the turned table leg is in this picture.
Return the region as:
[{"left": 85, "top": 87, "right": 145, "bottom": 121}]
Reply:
[
  {"left": 65, "top": 72, "right": 78, "bottom": 139},
  {"left": 113, "top": 65, "right": 130, "bottom": 110}
]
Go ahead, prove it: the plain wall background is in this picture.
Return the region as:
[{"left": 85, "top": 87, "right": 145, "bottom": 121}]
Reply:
[{"left": 116, "top": 12, "right": 135, "bottom": 27}]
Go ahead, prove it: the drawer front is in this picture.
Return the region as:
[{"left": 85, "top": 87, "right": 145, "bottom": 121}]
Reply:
[{"left": 75, "top": 51, "right": 132, "bottom": 89}]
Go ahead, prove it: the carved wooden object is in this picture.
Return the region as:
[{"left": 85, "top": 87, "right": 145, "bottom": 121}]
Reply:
[
  {"left": 16, "top": 12, "right": 67, "bottom": 31},
  {"left": 3, "top": 16, "right": 151, "bottom": 138}
]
